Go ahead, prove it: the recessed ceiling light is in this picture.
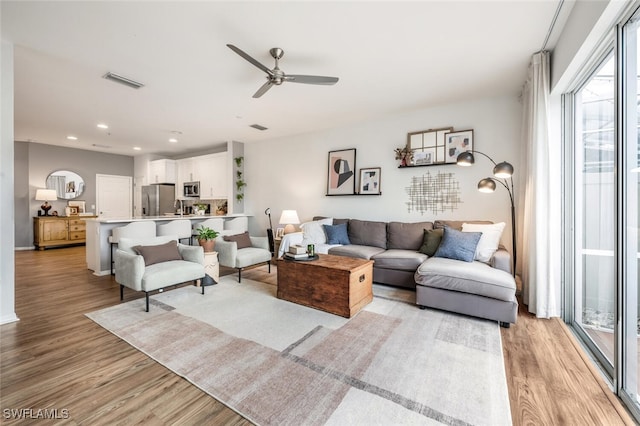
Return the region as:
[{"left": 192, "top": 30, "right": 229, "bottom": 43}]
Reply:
[
  {"left": 169, "top": 138, "right": 178, "bottom": 143},
  {"left": 133, "top": 147, "right": 141, "bottom": 151},
  {"left": 97, "top": 123, "right": 109, "bottom": 129},
  {"left": 66, "top": 135, "right": 78, "bottom": 140}
]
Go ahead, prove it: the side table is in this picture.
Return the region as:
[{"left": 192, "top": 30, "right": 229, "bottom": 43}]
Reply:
[
  {"left": 273, "top": 237, "right": 282, "bottom": 259},
  {"left": 200, "top": 251, "right": 219, "bottom": 294}
]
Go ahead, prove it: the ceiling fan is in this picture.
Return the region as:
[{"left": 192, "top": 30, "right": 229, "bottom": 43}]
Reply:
[{"left": 227, "top": 44, "right": 339, "bottom": 98}]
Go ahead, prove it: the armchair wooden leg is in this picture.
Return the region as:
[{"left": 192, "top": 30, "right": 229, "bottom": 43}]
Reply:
[
  {"left": 120, "top": 284, "right": 124, "bottom": 301},
  {"left": 237, "top": 268, "right": 242, "bottom": 283},
  {"left": 145, "top": 292, "right": 150, "bottom": 312},
  {"left": 267, "top": 261, "right": 271, "bottom": 273}
]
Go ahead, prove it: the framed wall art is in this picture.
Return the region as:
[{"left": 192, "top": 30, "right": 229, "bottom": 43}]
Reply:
[
  {"left": 68, "top": 200, "right": 86, "bottom": 213},
  {"left": 444, "top": 129, "right": 473, "bottom": 163},
  {"left": 275, "top": 228, "right": 285, "bottom": 239},
  {"left": 65, "top": 206, "right": 79, "bottom": 216},
  {"left": 359, "top": 167, "right": 381, "bottom": 195},
  {"left": 405, "top": 127, "right": 453, "bottom": 167},
  {"left": 327, "top": 148, "right": 356, "bottom": 195}
]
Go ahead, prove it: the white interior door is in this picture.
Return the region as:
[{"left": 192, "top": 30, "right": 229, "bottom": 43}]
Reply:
[{"left": 96, "top": 174, "right": 133, "bottom": 219}]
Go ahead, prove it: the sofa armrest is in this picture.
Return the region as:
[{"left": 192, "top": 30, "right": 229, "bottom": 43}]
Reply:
[
  {"left": 215, "top": 238, "right": 237, "bottom": 267},
  {"left": 178, "top": 243, "right": 205, "bottom": 264},
  {"left": 114, "top": 250, "right": 145, "bottom": 291},
  {"left": 491, "top": 247, "right": 512, "bottom": 274},
  {"left": 278, "top": 232, "right": 303, "bottom": 257}
]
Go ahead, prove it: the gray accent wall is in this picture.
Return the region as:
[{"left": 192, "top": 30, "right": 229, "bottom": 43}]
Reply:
[{"left": 14, "top": 142, "right": 134, "bottom": 248}]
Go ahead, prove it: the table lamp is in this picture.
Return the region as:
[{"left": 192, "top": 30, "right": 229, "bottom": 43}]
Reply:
[
  {"left": 279, "top": 210, "right": 300, "bottom": 234},
  {"left": 35, "top": 188, "right": 58, "bottom": 216}
]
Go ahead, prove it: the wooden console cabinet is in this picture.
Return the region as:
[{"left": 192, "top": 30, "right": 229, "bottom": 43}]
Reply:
[{"left": 33, "top": 216, "right": 96, "bottom": 250}]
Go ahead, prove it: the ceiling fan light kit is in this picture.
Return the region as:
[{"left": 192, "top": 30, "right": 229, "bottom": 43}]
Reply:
[{"left": 227, "top": 44, "right": 339, "bottom": 98}]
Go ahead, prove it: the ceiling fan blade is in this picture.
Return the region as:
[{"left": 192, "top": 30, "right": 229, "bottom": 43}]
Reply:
[
  {"left": 284, "top": 75, "right": 339, "bottom": 85},
  {"left": 227, "top": 44, "right": 273, "bottom": 76},
  {"left": 253, "top": 80, "right": 275, "bottom": 98}
]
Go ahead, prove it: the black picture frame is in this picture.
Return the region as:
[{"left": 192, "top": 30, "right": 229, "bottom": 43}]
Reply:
[{"left": 327, "top": 148, "right": 356, "bottom": 195}]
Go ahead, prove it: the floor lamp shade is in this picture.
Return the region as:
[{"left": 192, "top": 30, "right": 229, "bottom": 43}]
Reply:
[
  {"left": 279, "top": 210, "right": 300, "bottom": 234},
  {"left": 456, "top": 150, "right": 517, "bottom": 276}
]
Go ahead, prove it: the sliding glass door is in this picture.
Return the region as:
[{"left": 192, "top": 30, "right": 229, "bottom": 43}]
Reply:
[
  {"left": 572, "top": 54, "right": 616, "bottom": 372},
  {"left": 621, "top": 13, "right": 640, "bottom": 408},
  {"left": 566, "top": 6, "right": 640, "bottom": 418}
]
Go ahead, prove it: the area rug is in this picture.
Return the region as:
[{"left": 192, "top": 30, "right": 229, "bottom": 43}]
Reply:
[{"left": 86, "top": 277, "right": 511, "bottom": 425}]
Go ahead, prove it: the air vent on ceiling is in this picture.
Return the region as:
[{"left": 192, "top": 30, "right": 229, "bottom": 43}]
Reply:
[
  {"left": 92, "top": 143, "right": 111, "bottom": 149},
  {"left": 102, "top": 72, "right": 145, "bottom": 89},
  {"left": 250, "top": 124, "right": 268, "bottom": 131}
]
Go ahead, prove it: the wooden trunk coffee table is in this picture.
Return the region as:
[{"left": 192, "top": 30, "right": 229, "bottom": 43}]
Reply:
[{"left": 276, "top": 253, "right": 374, "bottom": 318}]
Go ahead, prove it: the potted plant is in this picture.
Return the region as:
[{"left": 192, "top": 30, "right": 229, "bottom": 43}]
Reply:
[
  {"left": 194, "top": 203, "right": 208, "bottom": 216},
  {"left": 196, "top": 226, "right": 219, "bottom": 252}
]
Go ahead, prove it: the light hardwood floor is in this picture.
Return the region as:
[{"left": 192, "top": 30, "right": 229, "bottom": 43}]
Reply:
[{"left": 0, "top": 246, "right": 635, "bottom": 425}]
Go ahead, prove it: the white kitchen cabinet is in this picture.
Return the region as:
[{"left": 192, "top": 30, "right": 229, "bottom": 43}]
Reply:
[
  {"left": 173, "top": 153, "right": 228, "bottom": 199},
  {"left": 197, "top": 152, "right": 228, "bottom": 199},
  {"left": 176, "top": 158, "right": 194, "bottom": 198},
  {"left": 149, "top": 159, "right": 176, "bottom": 184}
]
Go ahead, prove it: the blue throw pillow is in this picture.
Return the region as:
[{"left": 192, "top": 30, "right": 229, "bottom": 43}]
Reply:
[
  {"left": 323, "top": 223, "right": 351, "bottom": 245},
  {"left": 433, "top": 227, "right": 482, "bottom": 262}
]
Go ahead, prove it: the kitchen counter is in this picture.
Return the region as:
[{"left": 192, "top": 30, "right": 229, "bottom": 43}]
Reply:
[
  {"left": 85, "top": 214, "right": 245, "bottom": 224},
  {"left": 85, "top": 214, "right": 251, "bottom": 275}
]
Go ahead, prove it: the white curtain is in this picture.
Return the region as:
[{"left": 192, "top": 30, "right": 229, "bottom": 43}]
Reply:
[{"left": 520, "top": 51, "right": 562, "bottom": 318}]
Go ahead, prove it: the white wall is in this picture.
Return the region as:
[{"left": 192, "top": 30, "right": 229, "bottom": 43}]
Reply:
[
  {"left": 244, "top": 95, "right": 522, "bottom": 254},
  {"left": 1, "top": 40, "right": 18, "bottom": 324}
]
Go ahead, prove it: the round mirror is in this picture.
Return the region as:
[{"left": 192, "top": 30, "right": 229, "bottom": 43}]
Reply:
[{"left": 46, "top": 170, "right": 85, "bottom": 200}]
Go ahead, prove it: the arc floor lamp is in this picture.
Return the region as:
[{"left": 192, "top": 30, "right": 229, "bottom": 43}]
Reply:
[{"left": 456, "top": 151, "right": 516, "bottom": 276}]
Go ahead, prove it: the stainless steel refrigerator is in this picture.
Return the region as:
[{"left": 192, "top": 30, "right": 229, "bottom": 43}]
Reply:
[{"left": 141, "top": 184, "right": 176, "bottom": 216}]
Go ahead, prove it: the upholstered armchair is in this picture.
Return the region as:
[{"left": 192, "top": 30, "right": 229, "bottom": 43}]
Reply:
[
  {"left": 216, "top": 231, "right": 272, "bottom": 282},
  {"left": 115, "top": 235, "right": 206, "bottom": 312}
]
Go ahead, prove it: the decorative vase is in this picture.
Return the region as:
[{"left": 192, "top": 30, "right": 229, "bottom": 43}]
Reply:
[{"left": 198, "top": 239, "right": 215, "bottom": 252}]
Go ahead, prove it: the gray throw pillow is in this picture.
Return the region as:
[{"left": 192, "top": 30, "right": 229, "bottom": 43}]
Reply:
[
  {"left": 433, "top": 227, "right": 482, "bottom": 262},
  {"left": 223, "top": 231, "right": 252, "bottom": 249},
  {"left": 133, "top": 240, "right": 182, "bottom": 266},
  {"left": 419, "top": 228, "right": 444, "bottom": 256}
]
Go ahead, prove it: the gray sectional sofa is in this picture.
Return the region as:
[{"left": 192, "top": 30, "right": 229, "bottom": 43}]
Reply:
[{"left": 280, "top": 217, "right": 517, "bottom": 326}]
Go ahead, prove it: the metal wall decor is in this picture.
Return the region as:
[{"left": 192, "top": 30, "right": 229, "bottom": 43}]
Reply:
[{"left": 406, "top": 171, "right": 462, "bottom": 215}]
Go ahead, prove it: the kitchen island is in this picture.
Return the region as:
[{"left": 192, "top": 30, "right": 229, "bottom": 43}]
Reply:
[{"left": 85, "top": 214, "right": 250, "bottom": 275}]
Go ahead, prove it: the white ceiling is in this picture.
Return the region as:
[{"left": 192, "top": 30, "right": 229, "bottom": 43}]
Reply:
[{"left": 2, "top": 1, "right": 566, "bottom": 157}]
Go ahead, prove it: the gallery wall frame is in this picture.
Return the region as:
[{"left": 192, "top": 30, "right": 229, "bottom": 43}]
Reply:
[
  {"left": 358, "top": 167, "right": 381, "bottom": 195},
  {"left": 444, "top": 129, "right": 474, "bottom": 164},
  {"left": 327, "top": 148, "right": 356, "bottom": 196},
  {"left": 403, "top": 127, "right": 453, "bottom": 167}
]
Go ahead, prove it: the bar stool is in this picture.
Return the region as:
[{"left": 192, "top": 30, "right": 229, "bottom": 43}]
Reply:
[
  {"left": 109, "top": 221, "right": 156, "bottom": 275},
  {"left": 193, "top": 218, "right": 224, "bottom": 239},
  {"left": 222, "top": 216, "right": 248, "bottom": 236},
  {"left": 157, "top": 219, "right": 193, "bottom": 245}
]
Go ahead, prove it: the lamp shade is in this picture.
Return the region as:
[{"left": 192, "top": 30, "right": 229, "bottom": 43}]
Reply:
[
  {"left": 477, "top": 178, "right": 496, "bottom": 193},
  {"left": 493, "top": 161, "right": 514, "bottom": 178},
  {"left": 279, "top": 210, "right": 300, "bottom": 234},
  {"left": 456, "top": 151, "right": 475, "bottom": 166},
  {"left": 35, "top": 189, "right": 57, "bottom": 201}
]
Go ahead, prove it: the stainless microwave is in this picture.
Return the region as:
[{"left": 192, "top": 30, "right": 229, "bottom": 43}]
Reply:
[{"left": 183, "top": 181, "right": 200, "bottom": 197}]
